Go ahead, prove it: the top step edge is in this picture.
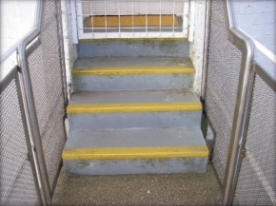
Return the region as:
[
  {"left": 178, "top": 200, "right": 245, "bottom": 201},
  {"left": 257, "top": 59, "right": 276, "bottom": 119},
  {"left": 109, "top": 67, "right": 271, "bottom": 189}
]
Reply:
[
  {"left": 72, "top": 66, "right": 195, "bottom": 75},
  {"left": 62, "top": 145, "right": 209, "bottom": 160},
  {"left": 79, "top": 38, "right": 188, "bottom": 43}
]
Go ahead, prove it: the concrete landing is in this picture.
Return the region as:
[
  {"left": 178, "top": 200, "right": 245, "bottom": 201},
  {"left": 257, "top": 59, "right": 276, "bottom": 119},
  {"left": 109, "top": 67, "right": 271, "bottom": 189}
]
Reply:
[
  {"left": 77, "top": 39, "right": 189, "bottom": 58},
  {"left": 53, "top": 165, "right": 223, "bottom": 206}
]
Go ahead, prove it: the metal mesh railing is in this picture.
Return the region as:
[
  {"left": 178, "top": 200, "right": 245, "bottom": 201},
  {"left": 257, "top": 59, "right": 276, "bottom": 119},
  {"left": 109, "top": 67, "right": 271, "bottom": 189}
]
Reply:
[
  {"left": 0, "top": 78, "right": 40, "bottom": 205},
  {"left": 0, "top": 0, "right": 66, "bottom": 205},
  {"left": 205, "top": 0, "right": 242, "bottom": 183},
  {"left": 76, "top": 0, "right": 189, "bottom": 39},
  {"left": 27, "top": 0, "right": 66, "bottom": 191},
  {"left": 205, "top": 0, "right": 276, "bottom": 205},
  {"left": 233, "top": 75, "right": 276, "bottom": 205}
]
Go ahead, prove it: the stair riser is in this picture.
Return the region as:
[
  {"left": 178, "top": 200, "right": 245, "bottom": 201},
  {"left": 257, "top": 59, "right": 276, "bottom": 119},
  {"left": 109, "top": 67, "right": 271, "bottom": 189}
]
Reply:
[
  {"left": 63, "top": 157, "right": 208, "bottom": 175},
  {"left": 68, "top": 111, "right": 202, "bottom": 131},
  {"left": 78, "top": 40, "right": 189, "bottom": 58},
  {"left": 73, "top": 73, "right": 194, "bottom": 92}
]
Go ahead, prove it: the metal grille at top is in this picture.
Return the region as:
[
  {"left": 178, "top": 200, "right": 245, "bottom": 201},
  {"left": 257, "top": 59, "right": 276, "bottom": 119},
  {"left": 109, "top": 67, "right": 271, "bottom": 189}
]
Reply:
[{"left": 76, "top": 0, "right": 189, "bottom": 39}]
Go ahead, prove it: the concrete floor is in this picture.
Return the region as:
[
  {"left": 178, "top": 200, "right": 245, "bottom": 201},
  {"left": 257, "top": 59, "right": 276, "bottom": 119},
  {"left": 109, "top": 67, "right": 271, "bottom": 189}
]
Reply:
[{"left": 52, "top": 164, "right": 222, "bottom": 206}]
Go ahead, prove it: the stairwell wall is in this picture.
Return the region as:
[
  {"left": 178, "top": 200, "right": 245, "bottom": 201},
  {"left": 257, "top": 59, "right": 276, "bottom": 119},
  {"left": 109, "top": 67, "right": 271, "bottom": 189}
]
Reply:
[
  {"left": 0, "top": 0, "right": 36, "bottom": 55},
  {"left": 189, "top": 0, "right": 206, "bottom": 95},
  {"left": 61, "top": 0, "right": 78, "bottom": 98},
  {"left": 232, "top": 0, "right": 276, "bottom": 81}
]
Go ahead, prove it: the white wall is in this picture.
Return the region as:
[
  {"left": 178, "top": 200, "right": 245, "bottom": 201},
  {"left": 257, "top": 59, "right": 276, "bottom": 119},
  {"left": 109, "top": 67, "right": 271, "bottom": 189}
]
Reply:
[
  {"left": 0, "top": 0, "right": 77, "bottom": 97},
  {"left": 189, "top": 0, "right": 206, "bottom": 95},
  {"left": 233, "top": 0, "right": 276, "bottom": 54},
  {"left": 81, "top": 1, "right": 184, "bottom": 16},
  {"left": 232, "top": 0, "right": 276, "bottom": 79},
  {"left": 189, "top": 0, "right": 276, "bottom": 95},
  {"left": 61, "top": 0, "right": 78, "bottom": 96},
  {"left": 0, "top": 0, "right": 36, "bottom": 55}
]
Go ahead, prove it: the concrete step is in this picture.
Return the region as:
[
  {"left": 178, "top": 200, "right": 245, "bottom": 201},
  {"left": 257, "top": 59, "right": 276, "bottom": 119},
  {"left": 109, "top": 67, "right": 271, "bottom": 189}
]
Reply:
[
  {"left": 77, "top": 38, "right": 189, "bottom": 58},
  {"left": 63, "top": 127, "right": 209, "bottom": 175},
  {"left": 67, "top": 90, "right": 202, "bottom": 130},
  {"left": 72, "top": 57, "right": 194, "bottom": 92}
]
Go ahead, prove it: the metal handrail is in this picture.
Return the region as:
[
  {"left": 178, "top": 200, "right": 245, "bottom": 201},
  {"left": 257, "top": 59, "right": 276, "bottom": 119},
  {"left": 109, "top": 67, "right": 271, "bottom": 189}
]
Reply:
[
  {"left": 15, "top": 1, "right": 52, "bottom": 205},
  {"left": 201, "top": 0, "right": 273, "bottom": 205},
  {"left": 254, "top": 62, "right": 276, "bottom": 93},
  {"left": 1, "top": 0, "right": 69, "bottom": 203},
  {"left": 200, "top": 1, "right": 274, "bottom": 204},
  {"left": 224, "top": 1, "right": 255, "bottom": 205},
  {"left": 1, "top": 1, "right": 68, "bottom": 204}
]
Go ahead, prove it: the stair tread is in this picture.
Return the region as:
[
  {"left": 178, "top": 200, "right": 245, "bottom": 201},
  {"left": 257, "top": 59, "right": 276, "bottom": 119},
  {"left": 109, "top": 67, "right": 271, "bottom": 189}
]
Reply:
[
  {"left": 63, "top": 127, "right": 208, "bottom": 160},
  {"left": 66, "top": 127, "right": 206, "bottom": 148},
  {"left": 68, "top": 90, "right": 201, "bottom": 113},
  {"left": 74, "top": 57, "right": 193, "bottom": 69},
  {"left": 70, "top": 90, "right": 199, "bottom": 104}
]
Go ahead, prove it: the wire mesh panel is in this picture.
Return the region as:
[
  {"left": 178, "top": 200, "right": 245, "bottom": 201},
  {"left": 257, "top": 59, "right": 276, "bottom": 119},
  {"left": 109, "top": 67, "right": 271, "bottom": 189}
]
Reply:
[
  {"left": 0, "top": 79, "right": 40, "bottom": 205},
  {"left": 233, "top": 75, "right": 276, "bottom": 205},
  {"left": 27, "top": 0, "right": 66, "bottom": 192},
  {"left": 76, "top": 0, "right": 189, "bottom": 39},
  {"left": 205, "top": 0, "right": 242, "bottom": 183}
]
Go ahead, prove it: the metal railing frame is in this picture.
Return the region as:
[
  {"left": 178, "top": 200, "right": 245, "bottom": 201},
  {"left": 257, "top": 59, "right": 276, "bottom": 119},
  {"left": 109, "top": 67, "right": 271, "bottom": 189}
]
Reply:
[
  {"left": 17, "top": 2, "right": 52, "bottom": 205},
  {"left": 223, "top": 1, "right": 255, "bottom": 205},
  {"left": 75, "top": 0, "right": 190, "bottom": 39},
  {"left": 0, "top": 0, "right": 67, "bottom": 205},
  {"left": 201, "top": 0, "right": 276, "bottom": 205}
]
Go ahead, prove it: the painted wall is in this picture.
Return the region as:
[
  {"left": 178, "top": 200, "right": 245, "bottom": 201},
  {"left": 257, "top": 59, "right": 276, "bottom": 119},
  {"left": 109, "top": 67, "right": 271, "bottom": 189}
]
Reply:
[
  {"left": 0, "top": 0, "right": 36, "bottom": 55},
  {"left": 233, "top": 0, "right": 275, "bottom": 54},
  {"left": 0, "top": 0, "right": 77, "bottom": 98},
  {"left": 81, "top": 1, "right": 184, "bottom": 16},
  {"left": 190, "top": 0, "right": 276, "bottom": 95},
  {"left": 189, "top": 0, "right": 206, "bottom": 95},
  {"left": 232, "top": 0, "right": 276, "bottom": 79},
  {"left": 61, "top": 0, "right": 78, "bottom": 97}
]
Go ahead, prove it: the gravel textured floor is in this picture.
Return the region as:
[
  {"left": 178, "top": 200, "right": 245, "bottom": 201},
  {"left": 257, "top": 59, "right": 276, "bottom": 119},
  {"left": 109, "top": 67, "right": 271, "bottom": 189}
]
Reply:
[{"left": 52, "top": 164, "right": 222, "bottom": 206}]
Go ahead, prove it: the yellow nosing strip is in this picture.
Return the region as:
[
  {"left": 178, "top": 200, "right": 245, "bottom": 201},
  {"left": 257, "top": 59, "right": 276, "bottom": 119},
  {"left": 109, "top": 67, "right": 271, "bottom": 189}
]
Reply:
[
  {"left": 62, "top": 146, "right": 209, "bottom": 160},
  {"left": 72, "top": 66, "right": 195, "bottom": 76},
  {"left": 67, "top": 102, "right": 202, "bottom": 114},
  {"left": 80, "top": 38, "right": 188, "bottom": 42}
]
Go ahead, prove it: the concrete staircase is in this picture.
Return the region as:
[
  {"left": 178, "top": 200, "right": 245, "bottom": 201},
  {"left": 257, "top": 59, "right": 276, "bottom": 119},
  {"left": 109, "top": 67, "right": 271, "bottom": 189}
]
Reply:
[{"left": 62, "top": 39, "right": 209, "bottom": 175}]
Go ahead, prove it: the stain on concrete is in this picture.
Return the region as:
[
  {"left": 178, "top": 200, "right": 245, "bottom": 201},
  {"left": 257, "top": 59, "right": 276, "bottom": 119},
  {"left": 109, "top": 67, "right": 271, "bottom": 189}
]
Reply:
[
  {"left": 159, "top": 41, "right": 177, "bottom": 54},
  {"left": 72, "top": 75, "right": 86, "bottom": 92},
  {"left": 142, "top": 40, "right": 156, "bottom": 49},
  {"left": 78, "top": 160, "right": 90, "bottom": 169}
]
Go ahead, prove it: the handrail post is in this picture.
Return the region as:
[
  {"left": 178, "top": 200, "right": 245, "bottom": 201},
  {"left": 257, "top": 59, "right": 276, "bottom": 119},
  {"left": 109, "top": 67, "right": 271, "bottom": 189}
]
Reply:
[{"left": 17, "top": 42, "right": 52, "bottom": 206}]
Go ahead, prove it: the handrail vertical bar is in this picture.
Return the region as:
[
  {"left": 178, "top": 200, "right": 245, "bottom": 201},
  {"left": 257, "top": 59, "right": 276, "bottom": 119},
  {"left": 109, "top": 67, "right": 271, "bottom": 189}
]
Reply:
[
  {"left": 16, "top": 69, "right": 44, "bottom": 206},
  {"left": 16, "top": 1, "right": 51, "bottom": 205},
  {"left": 223, "top": 0, "right": 255, "bottom": 205},
  {"left": 201, "top": 0, "right": 210, "bottom": 102}
]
